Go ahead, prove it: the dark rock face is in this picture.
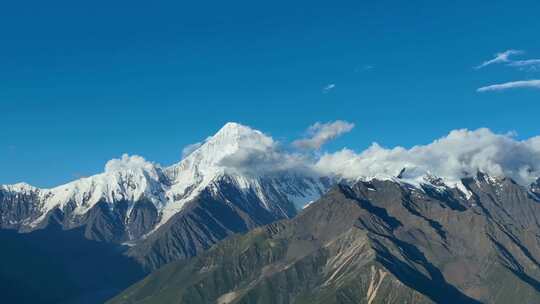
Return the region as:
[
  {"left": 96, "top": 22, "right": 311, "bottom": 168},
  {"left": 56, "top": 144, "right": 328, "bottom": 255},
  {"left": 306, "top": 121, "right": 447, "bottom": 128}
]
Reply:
[
  {"left": 109, "top": 177, "right": 540, "bottom": 304},
  {"left": 0, "top": 189, "right": 158, "bottom": 243},
  {"left": 0, "top": 187, "right": 42, "bottom": 229},
  {"left": 19, "top": 199, "right": 162, "bottom": 244},
  {"left": 74, "top": 199, "right": 160, "bottom": 243},
  {"left": 0, "top": 174, "right": 314, "bottom": 303},
  {"left": 128, "top": 175, "right": 301, "bottom": 270},
  {"left": 0, "top": 173, "right": 319, "bottom": 273}
]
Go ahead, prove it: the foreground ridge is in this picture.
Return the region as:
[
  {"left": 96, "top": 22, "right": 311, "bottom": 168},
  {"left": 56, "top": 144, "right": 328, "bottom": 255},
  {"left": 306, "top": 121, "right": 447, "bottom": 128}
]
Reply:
[{"left": 109, "top": 175, "right": 540, "bottom": 304}]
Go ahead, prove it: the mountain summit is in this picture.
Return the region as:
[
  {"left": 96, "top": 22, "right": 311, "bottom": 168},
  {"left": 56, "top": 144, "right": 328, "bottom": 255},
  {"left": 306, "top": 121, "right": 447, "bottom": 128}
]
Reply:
[
  {"left": 174, "top": 122, "right": 273, "bottom": 169},
  {"left": 5, "top": 123, "right": 540, "bottom": 303},
  {"left": 0, "top": 122, "right": 329, "bottom": 268}
]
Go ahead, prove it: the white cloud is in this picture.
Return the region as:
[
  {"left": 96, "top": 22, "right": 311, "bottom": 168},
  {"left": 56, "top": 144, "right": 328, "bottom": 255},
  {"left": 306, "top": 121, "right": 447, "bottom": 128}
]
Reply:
[
  {"left": 217, "top": 132, "right": 310, "bottom": 176},
  {"left": 315, "top": 128, "right": 540, "bottom": 186},
  {"left": 475, "top": 49, "right": 524, "bottom": 69},
  {"left": 101, "top": 124, "right": 540, "bottom": 188},
  {"left": 105, "top": 154, "right": 158, "bottom": 173},
  {"left": 477, "top": 80, "right": 540, "bottom": 92},
  {"left": 475, "top": 49, "right": 540, "bottom": 71},
  {"left": 322, "top": 83, "right": 336, "bottom": 93},
  {"left": 507, "top": 59, "right": 540, "bottom": 71},
  {"left": 475, "top": 50, "right": 540, "bottom": 92},
  {"left": 293, "top": 120, "right": 355, "bottom": 150},
  {"left": 219, "top": 148, "right": 310, "bottom": 176},
  {"left": 214, "top": 123, "right": 540, "bottom": 187}
]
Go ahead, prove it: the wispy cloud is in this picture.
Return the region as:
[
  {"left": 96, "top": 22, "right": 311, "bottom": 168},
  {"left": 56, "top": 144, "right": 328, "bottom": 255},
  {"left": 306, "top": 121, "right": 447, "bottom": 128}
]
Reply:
[
  {"left": 293, "top": 120, "right": 354, "bottom": 150},
  {"left": 322, "top": 83, "right": 336, "bottom": 93},
  {"left": 508, "top": 59, "right": 540, "bottom": 71},
  {"left": 354, "top": 64, "right": 374, "bottom": 72},
  {"left": 475, "top": 49, "right": 524, "bottom": 69},
  {"left": 363, "top": 65, "right": 374, "bottom": 70},
  {"left": 475, "top": 49, "right": 540, "bottom": 92},
  {"left": 477, "top": 80, "right": 540, "bottom": 92}
]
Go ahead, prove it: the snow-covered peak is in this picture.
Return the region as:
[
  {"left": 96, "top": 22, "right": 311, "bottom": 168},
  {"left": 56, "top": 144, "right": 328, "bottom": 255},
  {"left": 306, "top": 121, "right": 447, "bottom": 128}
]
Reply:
[
  {"left": 166, "top": 122, "right": 276, "bottom": 189},
  {"left": 148, "top": 122, "right": 327, "bottom": 234},
  {"left": 1, "top": 182, "right": 39, "bottom": 193},
  {"left": 0, "top": 153, "right": 171, "bottom": 229},
  {"left": 2, "top": 123, "right": 326, "bottom": 235},
  {"left": 354, "top": 169, "right": 480, "bottom": 199},
  {"left": 183, "top": 122, "right": 273, "bottom": 169},
  {"left": 396, "top": 171, "right": 513, "bottom": 200},
  {"left": 44, "top": 163, "right": 166, "bottom": 213},
  {"left": 16, "top": 154, "right": 169, "bottom": 224},
  {"left": 158, "top": 124, "right": 275, "bottom": 222},
  {"left": 212, "top": 122, "right": 266, "bottom": 143}
]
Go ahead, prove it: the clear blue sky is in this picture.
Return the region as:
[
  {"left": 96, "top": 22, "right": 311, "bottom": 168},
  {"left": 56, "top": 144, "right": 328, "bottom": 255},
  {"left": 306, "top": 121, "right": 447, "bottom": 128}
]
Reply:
[{"left": 2, "top": 0, "right": 540, "bottom": 187}]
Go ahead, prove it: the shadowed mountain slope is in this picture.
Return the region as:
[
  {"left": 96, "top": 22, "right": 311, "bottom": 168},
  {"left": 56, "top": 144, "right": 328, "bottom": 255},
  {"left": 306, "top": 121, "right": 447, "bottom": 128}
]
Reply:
[
  {"left": 0, "top": 222, "right": 145, "bottom": 304},
  {"left": 109, "top": 174, "right": 540, "bottom": 304}
]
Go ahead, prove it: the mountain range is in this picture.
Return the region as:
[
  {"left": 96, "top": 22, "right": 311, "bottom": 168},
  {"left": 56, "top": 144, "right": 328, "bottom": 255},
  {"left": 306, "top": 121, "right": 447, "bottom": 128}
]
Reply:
[
  {"left": 1, "top": 123, "right": 329, "bottom": 271},
  {"left": 3, "top": 122, "right": 540, "bottom": 303},
  {"left": 109, "top": 173, "right": 540, "bottom": 304}
]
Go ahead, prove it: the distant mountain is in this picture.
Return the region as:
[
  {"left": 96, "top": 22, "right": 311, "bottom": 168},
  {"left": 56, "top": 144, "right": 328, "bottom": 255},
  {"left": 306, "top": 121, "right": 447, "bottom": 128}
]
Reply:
[
  {"left": 1, "top": 123, "right": 329, "bottom": 270},
  {"left": 109, "top": 173, "right": 540, "bottom": 304}
]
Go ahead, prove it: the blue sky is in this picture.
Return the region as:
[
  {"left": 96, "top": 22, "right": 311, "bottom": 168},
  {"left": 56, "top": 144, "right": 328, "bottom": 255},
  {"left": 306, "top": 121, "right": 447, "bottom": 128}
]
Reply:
[{"left": 2, "top": 0, "right": 540, "bottom": 187}]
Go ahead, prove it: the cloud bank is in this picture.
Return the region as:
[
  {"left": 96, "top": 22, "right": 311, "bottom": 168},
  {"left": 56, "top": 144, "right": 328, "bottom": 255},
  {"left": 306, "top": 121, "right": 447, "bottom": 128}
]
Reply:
[
  {"left": 293, "top": 120, "right": 355, "bottom": 150},
  {"left": 210, "top": 122, "right": 540, "bottom": 187},
  {"left": 477, "top": 80, "right": 540, "bottom": 92},
  {"left": 102, "top": 123, "right": 540, "bottom": 188},
  {"left": 315, "top": 128, "right": 540, "bottom": 186}
]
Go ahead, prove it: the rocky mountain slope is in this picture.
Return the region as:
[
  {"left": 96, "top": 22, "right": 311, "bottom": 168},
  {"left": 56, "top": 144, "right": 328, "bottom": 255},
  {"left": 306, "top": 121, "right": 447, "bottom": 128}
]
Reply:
[
  {"left": 0, "top": 123, "right": 329, "bottom": 269},
  {"left": 109, "top": 173, "right": 540, "bottom": 304}
]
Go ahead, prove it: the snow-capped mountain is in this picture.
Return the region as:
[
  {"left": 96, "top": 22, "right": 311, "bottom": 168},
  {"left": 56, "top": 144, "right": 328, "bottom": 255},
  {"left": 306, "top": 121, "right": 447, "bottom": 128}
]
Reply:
[
  {"left": 4, "top": 122, "right": 540, "bottom": 270},
  {"left": 5, "top": 123, "right": 540, "bottom": 303},
  {"left": 0, "top": 122, "right": 330, "bottom": 267}
]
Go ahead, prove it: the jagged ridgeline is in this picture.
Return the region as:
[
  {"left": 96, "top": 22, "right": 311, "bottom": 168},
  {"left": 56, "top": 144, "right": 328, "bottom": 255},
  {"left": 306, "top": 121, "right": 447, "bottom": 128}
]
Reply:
[
  {"left": 4, "top": 123, "right": 540, "bottom": 304},
  {"left": 0, "top": 123, "right": 329, "bottom": 304},
  {"left": 0, "top": 123, "right": 330, "bottom": 271},
  {"left": 110, "top": 175, "right": 540, "bottom": 304}
]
